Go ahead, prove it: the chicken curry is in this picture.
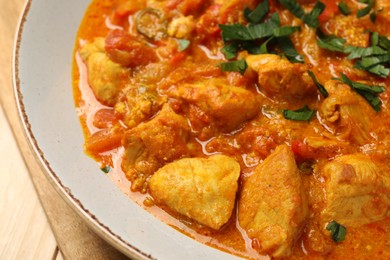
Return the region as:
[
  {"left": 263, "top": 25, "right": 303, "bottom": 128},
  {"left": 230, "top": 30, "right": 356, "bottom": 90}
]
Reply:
[{"left": 73, "top": 0, "right": 390, "bottom": 258}]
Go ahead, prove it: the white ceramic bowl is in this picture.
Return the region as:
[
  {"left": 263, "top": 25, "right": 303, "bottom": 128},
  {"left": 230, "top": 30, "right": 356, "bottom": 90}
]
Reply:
[{"left": 13, "top": 0, "right": 241, "bottom": 259}]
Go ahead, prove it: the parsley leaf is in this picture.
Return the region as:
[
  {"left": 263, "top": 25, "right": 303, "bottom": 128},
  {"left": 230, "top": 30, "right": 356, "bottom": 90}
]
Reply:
[
  {"left": 283, "top": 106, "right": 316, "bottom": 121},
  {"left": 326, "top": 221, "right": 347, "bottom": 243},
  {"left": 278, "top": 37, "right": 304, "bottom": 63},
  {"left": 178, "top": 39, "right": 190, "bottom": 51},
  {"left": 219, "top": 59, "right": 248, "bottom": 74},
  {"left": 344, "top": 45, "right": 387, "bottom": 60},
  {"left": 221, "top": 42, "right": 239, "bottom": 60},
  {"left": 308, "top": 70, "right": 328, "bottom": 97},
  {"left": 244, "top": 0, "right": 270, "bottom": 24},
  {"left": 335, "top": 73, "right": 385, "bottom": 111},
  {"left": 101, "top": 166, "right": 111, "bottom": 174},
  {"left": 357, "top": 0, "right": 375, "bottom": 18},
  {"left": 302, "top": 1, "right": 326, "bottom": 28},
  {"left": 338, "top": 2, "right": 351, "bottom": 15},
  {"left": 317, "top": 30, "right": 346, "bottom": 52},
  {"left": 273, "top": 26, "right": 301, "bottom": 37},
  {"left": 219, "top": 13, "right": 280, "bottom": 41},
  {"left": 279, "top": 0, "right": 325, "bottom": 28},
  {"left": 278, "top": 0, "right": 306, "bottom": 20}
]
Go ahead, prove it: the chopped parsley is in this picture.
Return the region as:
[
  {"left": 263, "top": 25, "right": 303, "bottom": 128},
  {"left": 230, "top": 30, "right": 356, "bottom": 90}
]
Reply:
[
  {"left": 278, "top": 0, "right": 325, "bottom": 28},
  {"left": 334, "top": 73, "right": 385, "bottom": 111},
  {"left": 221, "top": 42, "right": 239, "bottom": 60},
  {"left": 338, "top": 2, "right": 351, "bottom": 15},
  {"left": 244, "top": 0, "right": 270, "bottom": 24},
  {"left": 101, "top": 166, "right": 111, "bottom": 174},
  {"left": 278, "top": 37, "right": 304, "bottom": 63},
  {"left": 356, "top": 0, "right": 375, "bottom": 18},
  {"left": 326, "top": 221, "right": 347, "bottom": 243},
  {"left": 344, "top": 32, "right": 390, "bottom": 78},
  {"left": 219, "top": 59, "right": 248, "bottom": 75},
  {"left": 283, "top": 106, "right": 316, "bottom": 121},
  {"left": 316, "top": 30, "right": 346, "bottom": 52},
  {"left": 219, "top": 11, "right": 303, "bottom": 64},
  {"left": 308, "top": 70, "right": 328, "bottom": 98},
  {"left": 177, "top": 39, "right": 190, "bottom": 51}
]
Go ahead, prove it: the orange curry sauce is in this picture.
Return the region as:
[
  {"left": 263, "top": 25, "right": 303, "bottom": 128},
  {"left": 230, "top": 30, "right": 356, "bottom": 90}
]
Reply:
[{"left": 73, "top": 0, "right": 390, "bottom": 259}]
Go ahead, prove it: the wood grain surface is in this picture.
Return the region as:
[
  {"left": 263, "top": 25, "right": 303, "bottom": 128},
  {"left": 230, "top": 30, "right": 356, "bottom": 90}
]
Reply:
[{"left": 0, "top": 0, "right": 128, "bottom": 259}]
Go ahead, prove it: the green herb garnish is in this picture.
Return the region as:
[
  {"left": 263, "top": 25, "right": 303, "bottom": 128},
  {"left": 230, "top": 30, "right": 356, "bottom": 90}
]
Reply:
[
  {"left": 308, "top": 70, "right": 328, "bottom": 97},
  {"left": 273, "top": 26, "right": 301, "bottom": 37},
  {"left": 219, "top": 13, "right": 280, "bottom": 41},
  {"left": 219, "top": 59, "right": 248, "bottom": 74},
  {"left": 221, "top": 42, "right": 239, "bottom": 60},
  {"left": 356, "top": 0, "right": 375, "bottom": 18},
  {"left": 317, "top": 30, "right": 346, "bottom": 52},
  {"left": 278, "top": 37, "right": 304, "bottom": 63},
  {"left": 278, "top": 0, "right": 325, "bottom": 28},
  {"left": 101, "top": 166, "right": 111, "bottom": 174},
  {"left": 344, "top": 45, "right": 387, "bottom": 59},
  {"left": 338, "top": 2, "right": 351, "bottom": 15},
  {"left": 326, "top": 221, "right": 347, "bottom": 243},
  {"left": 177, "top": 39, "right": 190, "bottom": 51},
  {"left": 334, "top": 73, "right": 385, "bottom": 111},
  {"left": 244, "top": 0, "right": 270, "bottom": 24},
  {"left": 302, "top": 1, "right": 326, "bottom": 28},
  {"left": 283, "top": 106, "right": 316, "bottom": 121}
]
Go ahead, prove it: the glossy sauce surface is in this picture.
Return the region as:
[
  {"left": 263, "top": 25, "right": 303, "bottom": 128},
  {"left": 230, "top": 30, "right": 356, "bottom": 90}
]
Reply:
[{"left": 73, "top": 0, "right": 390, "bottom": 258}]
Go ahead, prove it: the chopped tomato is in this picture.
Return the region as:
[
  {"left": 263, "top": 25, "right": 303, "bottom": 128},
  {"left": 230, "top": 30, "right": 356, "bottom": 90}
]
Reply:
[
  {"left": 105, "top": 29, "right": 158, "bottom": 67},
  {"left": 169, "top": 52, "right": 187, "bottom": 66},
  {"left": 291, "top": 140, "right": 316, "bottom": 163},
  {"left": 318, "top": 0, "right": 340, "bottom": 24},
  {"left": 93, "top": 108, "right": 118, "bottom": 129},
  {"left": 85, "top": 129, "right": 123, "bottom": 154}
]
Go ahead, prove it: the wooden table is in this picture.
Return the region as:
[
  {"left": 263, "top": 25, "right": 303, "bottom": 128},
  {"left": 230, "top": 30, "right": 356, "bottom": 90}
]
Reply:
[{"left": 0, "top": 0, "right": 128, "bottom": 259}]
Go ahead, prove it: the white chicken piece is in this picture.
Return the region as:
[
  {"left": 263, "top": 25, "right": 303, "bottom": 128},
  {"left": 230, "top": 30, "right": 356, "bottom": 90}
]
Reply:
[
  {"left": 238, "top": 145, "right": 308, "bottom": 258},
  {"left": 166, "top": 79, "right": 261, "bottom": 130},
  {"left": 246, "top": 54, "right": 315, "bottom": 99},
  {"left": 149, "top": 155, "right": 240, "bottom": 230},
  {"left": 122, "top": 104, "right": 191, "bottom": 192},
  {"left": 319, "top": 80, "right": 375, "bottom": 145},
  {"left": 321, "top": 154, "right": 390, "bottom": 227},
  {"left": 80, "top": 38, "right": 129, "bottom": 106}
]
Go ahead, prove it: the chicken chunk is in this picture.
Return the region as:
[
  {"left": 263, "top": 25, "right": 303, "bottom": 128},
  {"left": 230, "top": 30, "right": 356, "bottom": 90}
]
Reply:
[
  {"left": 246, "top": 54, "right": 315, "bottom": 99},
  {"left": 122, "top": 104, "right": 191, "bottom": 192},
  {"left": 321, "top": 154, "right": 390, "bottom": 227},
  {"left": 166, "top": 79, "right": 261, "bottom": 130},
  {"left": 375, "top": 0, "right": 390, "bottom": 32},
  {"left": 115, "top": 85, "right": 167, "bottom": 128},
  {"left": 149, "top": 155, "right": 240, "bottom": 230},
  {"left": 238, "top": 145, "right": 308, "bottom": 257},
  {"left": 318, "top": 80, "right": 375, "bottom": 145},
  {"left": 80, "top": 38, "right": 129, "bottom": 106}
]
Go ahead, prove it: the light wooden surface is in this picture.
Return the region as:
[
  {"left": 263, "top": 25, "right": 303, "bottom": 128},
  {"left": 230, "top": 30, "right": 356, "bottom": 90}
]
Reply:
[{"left": 0, "top": 0, "right": 128, "bottom": 259}]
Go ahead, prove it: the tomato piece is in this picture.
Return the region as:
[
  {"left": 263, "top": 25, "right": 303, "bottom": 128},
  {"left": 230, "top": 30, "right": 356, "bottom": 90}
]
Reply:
[
  {"left": 85, "top": 129, "right": 122, "bottom": 154},
  {"left": 105, "top": 29, "right": 158, "bottom": 67},
  {"left": 291, "top": 140, "right": 316, "bottom": 163},
  {"left": 93, "top": 108, "right": 118, "bottom": 129},
  {"left": 169, "top": 52, "right": 187, "bottom": 66},
  {"left": 110, "top": 0, "right": 146, "bottom": 25},
  {"left": 196, "top": 4, "right": 222, "bottom": 40},
  {"left": 318, "top": 0, "right": 340, "bottom": 24}
]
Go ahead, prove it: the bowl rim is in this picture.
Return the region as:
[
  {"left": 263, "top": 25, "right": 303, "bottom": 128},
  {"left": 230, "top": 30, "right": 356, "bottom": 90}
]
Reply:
[{"left": 12, "top": 1, "right": 152, "bottom": 259}]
